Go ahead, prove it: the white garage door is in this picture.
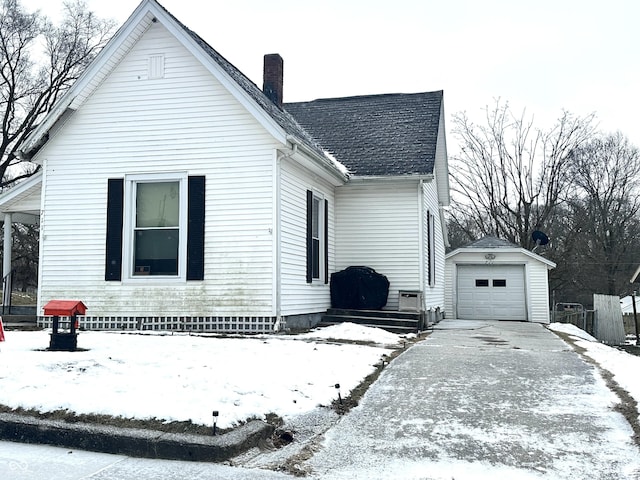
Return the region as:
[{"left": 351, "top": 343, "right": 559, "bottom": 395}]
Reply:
[{"left": 456, "top": 264, "right": 527, "bottom": 321}]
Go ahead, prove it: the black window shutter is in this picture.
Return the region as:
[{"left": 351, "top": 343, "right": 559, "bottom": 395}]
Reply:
[
  {"left": 306, "top": 190, "right": 313, "bottom": 283},
  {"left": 105, "top": 178, "right": 124, "bottom": 281},
  {"left": 427, "top": 210, "right": 434, "bottom": 286},
  {"left": 187, "top": 176, "right": 206, "bottom": 281},
  {"left": 324, "top": 199, "right": 329, "bottom": 284}
]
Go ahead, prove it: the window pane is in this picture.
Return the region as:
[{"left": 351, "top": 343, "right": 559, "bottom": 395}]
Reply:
[
  {"left": 312, "top": 197, "right": 320, "bottom": 238},
  {"left": 134, "top": 229, "right": 179, "bottom": 275},
  {"left": 312, "top": 238, "right": 320, "bottom": 279},
  {"left": 475, "top": 279, "right": 489, "bottom": 287},
  {"left": 136, "top": 182, "right": 180, "bottom": 228},
  {"left": 493, "top": 279, "right": 507, "bottom": 287}
]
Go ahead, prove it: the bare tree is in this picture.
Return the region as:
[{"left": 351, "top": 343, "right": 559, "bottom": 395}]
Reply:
[
  {"left": 564, "top": 133, "right": 640, "bottom": 297},
  {"left": 449, "top": 100, "right": 595, "bottom": 248},
  {"left": 0, "top": 0, "right": 115, "bottom": 187}
]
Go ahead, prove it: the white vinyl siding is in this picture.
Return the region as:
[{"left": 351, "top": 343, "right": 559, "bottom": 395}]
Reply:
[
  {"left": 279, "top": 158, "right": 334, "bottom": 315},
  {"left": 335, "top": 182, "right": 420, "bottom": 311},
  {"left": 36, "top": 22, "right": 278, "bottom": 317},
  {"left": 422, "top": 180, "right": 446, "bottom": 311},
  {"left": 527, "top": 261, "right": 553, "bottom": 323}
]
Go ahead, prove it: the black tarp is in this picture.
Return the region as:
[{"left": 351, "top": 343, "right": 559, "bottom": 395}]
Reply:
[{"left": 330, "top": 266, "right": 389, "bottom": 310}]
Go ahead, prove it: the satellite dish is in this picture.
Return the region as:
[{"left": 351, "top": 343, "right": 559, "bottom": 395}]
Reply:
[{"left": 531, "top": 230, "right": 549, "bottom": 252}]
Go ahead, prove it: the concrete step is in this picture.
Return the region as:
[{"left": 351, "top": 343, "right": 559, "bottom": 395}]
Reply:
[
  {"left": 320, "top": 310, "right": 424, "bottom": 334},
  {"left": 326, "top": 308, "right": 422, "bottom": 321}
]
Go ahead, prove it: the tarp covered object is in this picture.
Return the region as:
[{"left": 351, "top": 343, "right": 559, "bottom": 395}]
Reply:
[{"left": 330, "top": 266, "right": 389, "bottom": 310}]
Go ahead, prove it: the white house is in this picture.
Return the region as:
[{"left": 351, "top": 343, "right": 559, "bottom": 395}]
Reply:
[
  {"left": 445, "top": 237, "right": 556, "bottom": 323},
  {"left": 0, "top": 0, "right": 450, "bottom": 332}
]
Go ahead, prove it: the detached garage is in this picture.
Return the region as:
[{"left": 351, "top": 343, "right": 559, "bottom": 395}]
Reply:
[{"left": 445, "top": 237, "right": 556, "bottom": 323}]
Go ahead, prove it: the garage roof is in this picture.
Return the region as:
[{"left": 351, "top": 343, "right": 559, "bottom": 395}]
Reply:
[{"left": 446, "top": 236, "right": 556, "bottom": 269}]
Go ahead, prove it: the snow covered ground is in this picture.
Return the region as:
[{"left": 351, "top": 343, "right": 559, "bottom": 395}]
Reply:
[
  {"left": 547, "top": 322, "right": 640, "bottom": 423},
  {"left": 1, "top": 321, "right": 639, "bottom": 479},
  {"left": 1, "top": 322, "right": 638, "bottom": 432},
  {"left": 0, "top": 323, "right": 403, "bottom": 428}
]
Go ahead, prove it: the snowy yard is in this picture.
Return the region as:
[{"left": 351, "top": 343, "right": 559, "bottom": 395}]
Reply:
[
  {"left": 1, "top": 321, "right": 638, "bottom": 440},
  {"left": 548, "top": 322, "right": 640, "bottom": 425},
  {"left": 0, "top": 323, "right": 404, "bottom": 429}
]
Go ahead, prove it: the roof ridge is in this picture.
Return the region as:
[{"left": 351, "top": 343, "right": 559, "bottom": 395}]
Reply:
[{"left": 286, "top": 90, "right": 444, "bottom": 105}]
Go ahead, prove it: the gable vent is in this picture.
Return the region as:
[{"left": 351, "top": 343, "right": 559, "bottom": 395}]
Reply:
[{"left": 148, "top": 54, "right": 165, "bottom": 79}]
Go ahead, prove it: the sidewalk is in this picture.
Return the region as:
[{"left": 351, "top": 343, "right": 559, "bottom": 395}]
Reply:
[{"left": 304, "top": 320, "right": 640, "bottom": 479}]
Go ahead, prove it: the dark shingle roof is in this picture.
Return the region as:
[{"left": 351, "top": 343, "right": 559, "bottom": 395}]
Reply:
[
  {"left": 285, "top": 92, "right": 443, "bottom": 176},
  {"left": 466, "top": 236, "right": 519, "bottom": 248},
  {"left": 155, "top": 3, "right": 341, "bottom": 175}
]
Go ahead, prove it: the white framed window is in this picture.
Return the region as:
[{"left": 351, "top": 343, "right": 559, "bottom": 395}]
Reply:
[
  {"left": 311, "top": 194, "right": 323, "bottom": 280},
  {"left": 427, "top": 211, "right": 436, "bottom": 286},
  {"left": 307, "top": 190, "right": 327, "bottom": 284},
  {"left": 123, "top": 172, "right": 188, "bottom": 281}
]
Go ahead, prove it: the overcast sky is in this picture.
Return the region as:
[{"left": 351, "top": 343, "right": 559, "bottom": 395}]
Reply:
[{"left": 23, "top": 0, "right": 640, "bottom": 148}]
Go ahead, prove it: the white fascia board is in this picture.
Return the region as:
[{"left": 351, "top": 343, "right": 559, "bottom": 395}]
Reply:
[
  {"left": 20, "top": 1, "right": 158, "bottom": 155},
  {"left": 435, "top": 102, "right": 451, "bottom": 207},
  {"left": 155, "top": 10, "right": 288, "bottom": 144},
  {"left": 20, "top": 0, "right": 289, "bottom": 156},
  {"left": 347, "top": 174, "right": 434, "bottom": 184},
  {"left": 286, "top": 141, "right": 347, "bottom": 187},
  {"left": 630, "top": 265, "right": 640, "bottom": 284},
  {"left": 287, "top": 136, "right": 348, "bottom": 185},
  {"left": 445, "top": 246, "right": 556, "bottom": 269}
]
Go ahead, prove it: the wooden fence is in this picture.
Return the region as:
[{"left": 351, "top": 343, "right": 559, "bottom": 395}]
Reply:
[
  {"left": 623, "top": 313, "right": 640, "bottom": 336},
  {"left": 592, "top": 294, "right": 626, "bottom": 346},
  {"left": 554, "top": 296, "right": 638, "bottom": 345}
]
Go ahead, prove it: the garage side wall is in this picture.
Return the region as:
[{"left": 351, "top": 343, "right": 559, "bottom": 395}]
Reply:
[{"left": 527, "top": 259, "right": 552, "bottom": 323}]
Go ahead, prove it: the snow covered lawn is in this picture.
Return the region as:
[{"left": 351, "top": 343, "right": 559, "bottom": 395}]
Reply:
[
  {"left": 0, "top": 324, "right": 404, "bottom": 429},
  {"left": 548, "top": 322, "right": 640, "bottom": 424}
]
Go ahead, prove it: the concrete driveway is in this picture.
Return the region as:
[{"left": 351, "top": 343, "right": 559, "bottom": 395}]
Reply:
[{"left": 304, "top": 320, "right": 640, "bottom": 479}]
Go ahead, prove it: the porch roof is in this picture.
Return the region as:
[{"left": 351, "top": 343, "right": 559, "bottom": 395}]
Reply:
[{"left": 0, "top": 171, "right": 42, "bottom": 225}]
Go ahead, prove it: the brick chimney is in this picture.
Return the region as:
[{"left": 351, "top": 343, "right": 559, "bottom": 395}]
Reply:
[{"left": 263, "top": 54, "right": 283, "bottom": 108}]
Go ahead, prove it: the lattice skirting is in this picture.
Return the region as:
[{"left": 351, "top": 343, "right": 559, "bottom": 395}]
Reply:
[{"left": 38, "top": 316, "right": 279, "bottom": 333}]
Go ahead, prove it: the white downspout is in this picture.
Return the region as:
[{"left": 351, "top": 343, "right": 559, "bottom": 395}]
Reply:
[
  {"left": 2, "top": 212, "right": 12, "bottom": 310},
  {"left": 272, "top": 150, "right": 284, "bottom": 331},
  {"left": 418, "top": 180, "right": 425, "bottom": 311}
]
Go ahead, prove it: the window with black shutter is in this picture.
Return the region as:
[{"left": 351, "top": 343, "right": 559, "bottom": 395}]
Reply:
[{"left": 105, "top": 174, "right": 205, "bottom": 281}]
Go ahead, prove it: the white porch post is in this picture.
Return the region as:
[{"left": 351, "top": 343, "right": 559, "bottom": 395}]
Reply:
[{"left": 2, "top": 212, "right": 12, "bottom": 310}]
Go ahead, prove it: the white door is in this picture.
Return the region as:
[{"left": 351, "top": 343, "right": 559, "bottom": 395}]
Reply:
[{"left": 456, "top": 264, "right": 527, "bottom": 321}]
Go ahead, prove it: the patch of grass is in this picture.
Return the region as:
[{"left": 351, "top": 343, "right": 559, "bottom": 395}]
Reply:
[{"left": 8, "top": 292, "right": 37, "bottom": 306}]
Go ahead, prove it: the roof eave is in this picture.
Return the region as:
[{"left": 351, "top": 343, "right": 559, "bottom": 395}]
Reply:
[
  {"left": 18, "top": 0, "right": 293, "bottom": 158},
  {"left": 445, "top": 246, "right": 557, "bottom": 269},
  {"left": 287, "top": 136, "right": 349, "bottom": 185},
  {"left": 347, "top": 173, "right": 434, "bottom": 183}
]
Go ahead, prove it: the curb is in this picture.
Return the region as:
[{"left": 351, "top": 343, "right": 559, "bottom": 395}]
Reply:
[{"left": 0, "top": 412, "right": 274, "bottom": 462}]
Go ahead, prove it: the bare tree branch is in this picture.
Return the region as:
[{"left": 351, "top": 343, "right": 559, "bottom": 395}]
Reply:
[
  {"left": 449, "top": 99, "right": 596, "bottom": 248},
  {"left": 0, "top": 0, "right": 115, "bottom": 187}
]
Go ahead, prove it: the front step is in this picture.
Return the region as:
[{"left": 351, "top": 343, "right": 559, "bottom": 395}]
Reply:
[
  {"left": 1, "top": 315, "right": 39, "bottom": 330},
  {"left": 320, "top": 308, "right": 424, "bottom": 334}
]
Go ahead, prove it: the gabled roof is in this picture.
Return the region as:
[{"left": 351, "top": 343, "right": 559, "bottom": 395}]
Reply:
[
  {"left": 18, "top": 0, "right": 346, "bottom": 181},
  {"left": 285, "top": 91, "right": 443, "bottom": 177},
  {"left": 445, "top": 236, "right": 556, "bottom": 269},
  {"left": 465, "top": 236, "right": 519, "bottom": 248}
]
